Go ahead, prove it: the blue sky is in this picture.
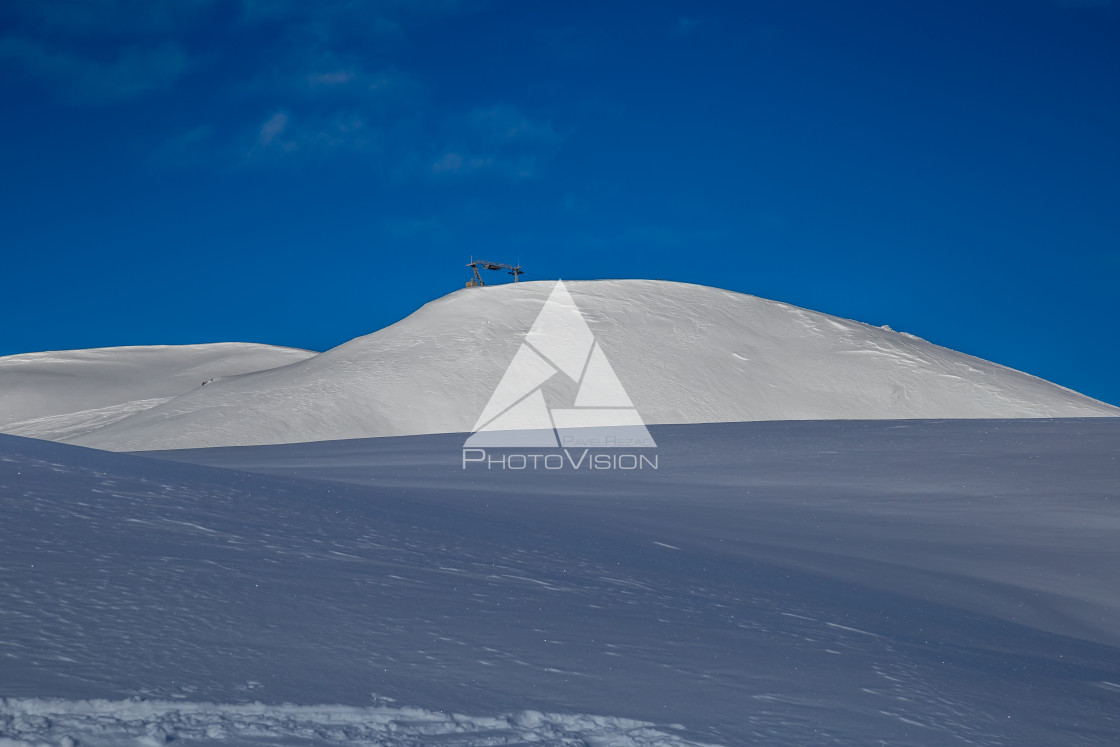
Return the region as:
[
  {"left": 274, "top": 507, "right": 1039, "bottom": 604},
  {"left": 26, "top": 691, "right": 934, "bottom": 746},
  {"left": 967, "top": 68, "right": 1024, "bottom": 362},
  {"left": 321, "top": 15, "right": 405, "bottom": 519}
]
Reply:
[{"left": 1, "top": 0, "right": 1118, "bottom": 406}]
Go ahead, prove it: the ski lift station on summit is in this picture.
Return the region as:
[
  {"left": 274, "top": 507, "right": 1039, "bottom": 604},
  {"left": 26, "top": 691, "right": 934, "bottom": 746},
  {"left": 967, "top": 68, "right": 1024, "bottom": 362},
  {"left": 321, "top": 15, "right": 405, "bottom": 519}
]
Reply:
[{"left": 466, "top": 258, "right": 524, "bottom": 287}]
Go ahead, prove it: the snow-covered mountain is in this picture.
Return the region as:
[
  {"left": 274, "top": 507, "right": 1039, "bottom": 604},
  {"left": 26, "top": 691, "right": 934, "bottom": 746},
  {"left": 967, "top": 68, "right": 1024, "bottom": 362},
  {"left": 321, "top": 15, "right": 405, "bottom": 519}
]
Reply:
[
  {"left": 0, "top": 343, "right": 315, "bottom": 442},
  {"left": 53, "top": 280, "right": 1117, "bottom": 451}
]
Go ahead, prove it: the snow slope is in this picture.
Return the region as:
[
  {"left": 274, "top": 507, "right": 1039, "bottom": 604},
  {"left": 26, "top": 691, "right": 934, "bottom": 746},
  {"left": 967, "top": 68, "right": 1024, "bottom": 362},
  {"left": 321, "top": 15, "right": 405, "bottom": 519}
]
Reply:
[
  {"left": 3, "top": 419, "right": 1120, "bottom": 745},
  {"left": 67, "top": 281, "right": 1118, "bottom": 452},
  {"left": 0, "top": 343, "right": 315, "bottom": 442}
]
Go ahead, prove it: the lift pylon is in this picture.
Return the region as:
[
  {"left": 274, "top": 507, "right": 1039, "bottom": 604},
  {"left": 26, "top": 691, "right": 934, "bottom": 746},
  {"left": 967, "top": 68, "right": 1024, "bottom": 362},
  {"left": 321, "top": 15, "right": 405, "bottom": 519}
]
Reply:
[{"left": 465, "top": 258, "right": 524, "bottom": 287}]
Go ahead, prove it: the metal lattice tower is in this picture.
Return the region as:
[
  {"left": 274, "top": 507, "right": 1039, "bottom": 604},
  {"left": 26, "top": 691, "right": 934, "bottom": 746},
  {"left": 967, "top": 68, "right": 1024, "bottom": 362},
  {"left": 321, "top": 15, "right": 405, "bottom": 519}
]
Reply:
[{"left": 465, "top": 258, "right": 523, "bottom": 287}]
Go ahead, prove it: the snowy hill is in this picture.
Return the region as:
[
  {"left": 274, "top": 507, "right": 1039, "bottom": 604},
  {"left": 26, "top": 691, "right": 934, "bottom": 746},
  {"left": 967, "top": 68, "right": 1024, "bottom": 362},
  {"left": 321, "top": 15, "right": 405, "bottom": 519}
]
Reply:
[
  {"left": 0, "top": 343, "right": 315, "bottom": 442},
  {"left": 63, "top": 280, "right": 1117, "bottom": 451}
]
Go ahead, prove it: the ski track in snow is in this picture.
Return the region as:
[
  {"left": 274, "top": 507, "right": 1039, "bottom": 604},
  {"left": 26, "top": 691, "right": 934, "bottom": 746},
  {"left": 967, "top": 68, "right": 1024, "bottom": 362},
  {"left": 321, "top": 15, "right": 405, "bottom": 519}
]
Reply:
[
  {"left": 0, "top": 399, "right": 174, "bottom": 442},
  {"left": 0, "top": 343, "right": 315, "bottom": 441}
]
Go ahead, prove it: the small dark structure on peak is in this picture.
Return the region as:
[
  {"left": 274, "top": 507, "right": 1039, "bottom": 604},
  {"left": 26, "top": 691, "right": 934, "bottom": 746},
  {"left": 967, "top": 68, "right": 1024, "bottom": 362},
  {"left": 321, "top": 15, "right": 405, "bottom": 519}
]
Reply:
[{"left": 466, "top": 258, "right": 523, "bottom": 287}]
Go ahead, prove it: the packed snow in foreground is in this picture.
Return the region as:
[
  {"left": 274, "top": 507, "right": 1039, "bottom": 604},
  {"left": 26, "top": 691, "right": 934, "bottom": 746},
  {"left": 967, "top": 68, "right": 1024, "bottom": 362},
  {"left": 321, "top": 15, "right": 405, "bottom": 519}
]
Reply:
[
  {"left": 0, "top": 697, "right": 714, "bottom": 746},
  {"left": 2, "top": 419, "right": 1119, "bottom": 745}
]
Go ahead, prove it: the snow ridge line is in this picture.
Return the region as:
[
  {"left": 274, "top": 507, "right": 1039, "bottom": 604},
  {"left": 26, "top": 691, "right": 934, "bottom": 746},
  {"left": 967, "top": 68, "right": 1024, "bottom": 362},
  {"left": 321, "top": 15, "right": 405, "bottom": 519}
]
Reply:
[{"left": 0, "top": 697, "right": 723, "bottom": 747}]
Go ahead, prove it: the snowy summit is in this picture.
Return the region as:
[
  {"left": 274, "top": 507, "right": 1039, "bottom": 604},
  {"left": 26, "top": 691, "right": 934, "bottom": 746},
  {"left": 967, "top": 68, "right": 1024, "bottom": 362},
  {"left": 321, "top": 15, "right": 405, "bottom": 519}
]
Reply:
[{"left": 2, "top": 280, "right": 1115, "bottom": 452}]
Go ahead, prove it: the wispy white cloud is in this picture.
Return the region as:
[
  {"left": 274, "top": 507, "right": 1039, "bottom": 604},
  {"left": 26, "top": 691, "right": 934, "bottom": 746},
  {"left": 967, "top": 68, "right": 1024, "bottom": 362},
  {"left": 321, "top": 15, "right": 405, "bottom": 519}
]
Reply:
[
  {"left": 381, "top": 215, "right": 454, "bottom": 246},
  {"left": 672, "top": 17, "right": 704, "bottom": 37},
  {"left": 0, "top": 37, "right": 190, "bottom": 103},
  {"left": 237, "top": 89, "right": 561, "bottom": 179},
  {"left": 431, "top": 152, "right": 495, "bottom": 175},
  {"left": 257, "top": 111, "right": 290, "bottom": 147},
  {"left": 247, "top": 109, "right": 380, "bottom": 160},
  {"left": 232, "top": 57, "right": 421, "bottom": 164},
  {"left": 430, "top": 104, "right": 562, "bottom": 179},
  {"left": 559, "top": 224, "right": 730, "bottom": 254},
  {"left": 0, "top": 0, "right": 417, "bottom": 107},
  {"left": 3, "top": 0, "right": 558, "bottom": 179},
  {"left": 0, "top": 0, "right": 210, "bottom": 103},
  {"left": 234, "top": 0, "right": 471, "bottom": 40},
  {"left": 468, "top": 104, "right": 561, "bottom": 145},
  {"left": 305, "top": 70, "right": 356, "bottom": 88},
  {"left": 538, "top": 25, "right": 607, "bottom": 65},
  {"left": 431, "top": 152, "right": 464, "bottom": 174},
  {"left": 0, "top": 0, "right": 216, "bottom": 38},
  {"left": 149, "top": 124, "right": 215, "bottom": 167},
  {"left": 248, "top": 58, "right": 417, "bottom": 101}
]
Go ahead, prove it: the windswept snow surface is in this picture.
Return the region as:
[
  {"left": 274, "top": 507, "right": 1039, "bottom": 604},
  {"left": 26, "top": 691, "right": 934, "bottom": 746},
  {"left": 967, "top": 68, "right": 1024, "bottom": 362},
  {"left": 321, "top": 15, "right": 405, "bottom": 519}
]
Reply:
[
  {"left": 0, "top": 343, "right": 315, "bottom": 442},
  {"left": 65, "top": 280, "right": 1118, "bottom": 451},
  {"left": 0, "top": 698, "right": 714, "bottom": 746},
  {"left": 3, "top": 419, "right": 1120, "bottom": 745}
]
